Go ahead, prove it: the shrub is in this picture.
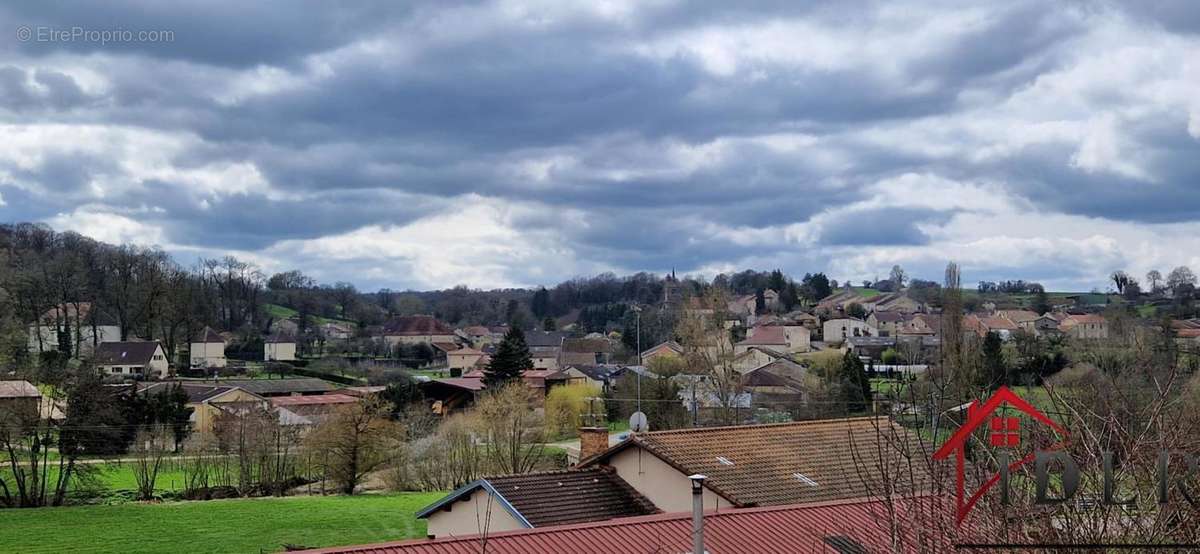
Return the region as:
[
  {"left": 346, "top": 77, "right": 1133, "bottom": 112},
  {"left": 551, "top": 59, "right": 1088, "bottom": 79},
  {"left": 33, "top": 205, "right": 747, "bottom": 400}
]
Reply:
[
  {"left": 544, "top": 383, "right": 603, "bottom": 439},
  {"left": 881, "top": 348, "right": 899, "bottom": 365}
]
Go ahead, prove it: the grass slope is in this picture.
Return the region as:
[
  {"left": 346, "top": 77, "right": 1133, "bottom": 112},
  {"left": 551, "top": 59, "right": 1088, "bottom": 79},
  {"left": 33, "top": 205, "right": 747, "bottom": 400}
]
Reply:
[{"left": 0, "top": 492, "right": 441, "bottom": 554}]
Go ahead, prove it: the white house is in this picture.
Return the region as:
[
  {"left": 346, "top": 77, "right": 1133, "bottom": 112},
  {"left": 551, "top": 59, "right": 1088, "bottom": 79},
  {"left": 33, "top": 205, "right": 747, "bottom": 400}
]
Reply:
[
  {"left": 95, "top": 341, "right": 170, "bottom": 379},
  {"left": 190, "top": 327, "right": 227, "bottom": 368},
  {"left": 264, "top": 333, "right": 297, "bottom": 362},
  {"left": 822, "top": 318, "right": 877, "bottom": 345},
  {"left": 27, "top": 302, "right": 121, "bottom": 357}
]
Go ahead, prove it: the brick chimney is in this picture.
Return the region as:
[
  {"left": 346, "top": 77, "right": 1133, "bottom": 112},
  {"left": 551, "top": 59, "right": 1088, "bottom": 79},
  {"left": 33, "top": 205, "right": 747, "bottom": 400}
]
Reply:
[{"left": 578, "top": 426, "right": 609, "bottom": 463}]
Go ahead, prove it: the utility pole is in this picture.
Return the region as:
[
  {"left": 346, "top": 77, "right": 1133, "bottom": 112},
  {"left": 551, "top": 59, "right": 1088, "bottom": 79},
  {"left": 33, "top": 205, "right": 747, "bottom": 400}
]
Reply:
[{"left": 633, "top": 304, "right": 642, "bottom": 413}]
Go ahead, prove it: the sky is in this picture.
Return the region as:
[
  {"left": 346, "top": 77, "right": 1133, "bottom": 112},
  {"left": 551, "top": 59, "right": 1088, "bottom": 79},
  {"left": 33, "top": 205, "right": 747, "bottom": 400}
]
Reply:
[{"left": 1, "top": 1, "right": 1199, "bottom": 292}]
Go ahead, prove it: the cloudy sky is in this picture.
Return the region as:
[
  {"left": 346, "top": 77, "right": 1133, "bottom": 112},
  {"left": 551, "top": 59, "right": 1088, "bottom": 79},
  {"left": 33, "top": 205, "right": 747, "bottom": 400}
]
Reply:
[{"left": 1, "top": 1, "right": 1199, "bottom": 291}]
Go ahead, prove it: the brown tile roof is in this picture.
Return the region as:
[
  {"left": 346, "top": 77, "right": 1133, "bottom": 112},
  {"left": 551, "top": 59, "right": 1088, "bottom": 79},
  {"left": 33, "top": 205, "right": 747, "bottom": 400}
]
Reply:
[
  {"left": 870, "top": 311, "right": 906, "bottom": 323},
  {"left": 1064, "top": 313, "right": 1106, "bottom": 325},
  {"left": 381, "top": 315, "right": 454, "bottom": 336},
  {"left": 0, "top": 381, "right": 40, "bottom": 399},
  {"left": 581, "top": 417, "right": 933, "bottom": 507},
  {"left": 980, "top": 317, "right": 1019, "bottom": 331},
  {"left": 94, "top": 341, "right": 163, "bottom": 366},
  {"left": 417, "top": 467, "right": 658, "bottom": 528},
  {"left": 996, "top": 310, "right": 1039, "bottom": 323}
]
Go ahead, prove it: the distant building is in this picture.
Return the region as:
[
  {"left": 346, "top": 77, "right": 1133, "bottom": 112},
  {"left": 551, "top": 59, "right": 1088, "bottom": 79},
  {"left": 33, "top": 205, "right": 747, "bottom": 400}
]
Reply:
[
  {"left": 320, "top": 322, "right": 355, "bottom": 341},
  {"left": 822, "top": 318, "right": 877, "bottom": 345},
  {"left": 95, "top": 341, "right": 170, "bottom": 379},
  {"left": 560, "top": 337, "right": 614, "bottom": 366},
  {"left": 1060, "top": 313, "right": 1108, "bottom": 339},
  {"left": 639, "top": 340, "right": 683, "bottom": 364},
  {"left": 525, "top": 331, "right": 565, "bottom": 370},
  {"left": 866, "top": 311, "right": 907, "bottom": 337},
  {"left": 27, "top": 302, "right": 121, "bottom": 357},
  {"left": 264, "top": 333, "right": 298, "bottom": 361},
  {"left": 378, "top": 315, "right": 457, "bottom": 348},
  {"left": 190, "top": 327, "right": 227, "bottom": 368},
  {"left": 446, "top": 346, "right": 485, "bottom": 373},
  {"left": 0, "top": 381, "right": 41, "bottom": 422},
  {"left": 139, "top": 382, "right": 269, "bottom": 433}
]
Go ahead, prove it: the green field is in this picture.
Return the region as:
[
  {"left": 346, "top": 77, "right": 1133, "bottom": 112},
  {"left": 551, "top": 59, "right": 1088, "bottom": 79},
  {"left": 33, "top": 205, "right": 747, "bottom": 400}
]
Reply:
[
  {"left": 265, "top": 303, "right": 357, "bottom": 327},
  {"left": 0, "top": 492, "right": 442, "bottom": 553}
]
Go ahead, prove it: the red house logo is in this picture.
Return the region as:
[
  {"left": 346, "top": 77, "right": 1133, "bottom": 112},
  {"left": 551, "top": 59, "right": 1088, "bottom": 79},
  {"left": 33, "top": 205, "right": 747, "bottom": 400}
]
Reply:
[{"left": 932, "top": 386, "right": 1069, "bottom": 524}]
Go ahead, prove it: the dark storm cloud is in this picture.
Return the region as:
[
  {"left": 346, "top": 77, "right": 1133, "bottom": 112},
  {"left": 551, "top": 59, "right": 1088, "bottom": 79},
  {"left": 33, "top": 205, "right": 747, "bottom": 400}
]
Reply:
[{"left": 1, "top": 0, "right": 1197, "bottom": 289}]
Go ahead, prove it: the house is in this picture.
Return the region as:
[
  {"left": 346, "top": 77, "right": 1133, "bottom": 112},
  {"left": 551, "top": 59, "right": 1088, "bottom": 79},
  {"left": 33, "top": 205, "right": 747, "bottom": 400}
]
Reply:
[
  {"left": 190, "top": 327, "right": 227, "bottom": 368},
  {"left": 307, "top": 497, "right": 959, "bottom": 553},
  {"left": 979, "top": 316, "right": 1019, "bottom": 340},
  {"left": 821, "top": 318, "right": 877, "bottom": 345},
  {"left": 420, "top": 370, "right": 564, "bottom": 415},
  {"left": 1029, "top": 314, "right": 1061, "bottom": 336},
  {"left": 745, "top": 323, "right": 811, "bottom": 353},
  {"left": 378, "top": 316, "right": 457, "bottom": 348},
  {"left": 559, "top": 364, "right": 650, "bottom": 389},
  {"left": 27, "top": 302, "right": 121, "bottom": 357},
  {"left": 270, "top": 394, "right": 360, "bottom": 425},
  {"left": 415, "top": 467, "right": 658, "bottom": 538},
  {"left": 559, "top": 337, "right": 614, "bottom": 366},
  {"left": 0, "top": 381, "right": 41, "bottom": 422},
  {"left": 897, "top": 313, "right": 940, "bottom": 337},
  {"left": 264, "top": 333, "right": 298, "bottom": 362},
  {"left": 815, "top": 290, "right": 866, "bottom": 315},
  {"left": 578, "top": 417, "right": 932, "bottom": 513},
  {"left": 731, "top": 345, "right": 788, "bottom": 372},
  {"left": 1060, "top": 313, "right": 1108, "bottom": 339},
  {"left": 95, "top": 341, "right": 170, "bottom": 379},
  {"left": 446, "top": 346, "right": 485, "bottom": 374},
  {"left": 741, "top": 360, "right": 810, "bottom": 408},
  {"left": 866, "top": 311, "right": 907, "bottom": 337},
  {"left": 138, "top": 382, "right": 269, "bottom": 433},
  {"left": 459, "top": 325, "right": 501, "bottom": 347},
  {"left": 640, "top": 340, "right": 683, "bottom": 364},
  {"left": 996, "top": 310, "right": 1039, "bottom": 327},
  {"left": 734, "top": 326, "right": 789, "bottom": 355},
  {"left": 861, "top": 293, "right": 925, "bottom": 314},
  {"left": 320, "top": 322, "right": 355, "bottom": 341},
  {"left": 785, "top": 311, "right": 821, "bottom": 330},
  {"left": 845, "top": 336, "right": 897, "bottom": 361},
  {"left": 525, "top": 331, "right": 565, "bottom": 370}
]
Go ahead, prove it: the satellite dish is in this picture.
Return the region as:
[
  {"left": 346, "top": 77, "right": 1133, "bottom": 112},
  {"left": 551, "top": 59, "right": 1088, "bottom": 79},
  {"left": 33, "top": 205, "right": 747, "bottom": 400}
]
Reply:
[{"left": 629, "top": 411, "right": 649, "bottom": 433}]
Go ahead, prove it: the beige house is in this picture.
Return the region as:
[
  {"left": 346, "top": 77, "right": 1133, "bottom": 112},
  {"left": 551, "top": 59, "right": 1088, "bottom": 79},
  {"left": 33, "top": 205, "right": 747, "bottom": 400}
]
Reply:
[
  {"left": 822, "top": 318, "right": 877, "bottom": 345},
  {"left": 1061, "top": 314, "right": 1108, "bottom": 339},
  {"left": 0, "top": 381, "right": 41, "bottom": 422},
  {"left": 378, "top": 315, "right": 457, "bottom": 347},
  {"left": 447, "top": 346, "right": 485, "bottom": 372},
  {"left": 95, "top": 341, "right": 170, "bottom": 379},
  {"left": 866, "top": 311, "right": 906, "bottom": 337},
  {"left": 190, "top": 327, "right": 227, "bottom": 368},
  {"left": 731, "top": 346, "right": 787, "bottom": 372},
  {"left": 141, "top": 382, "right": 270, "bottom": 433},
  {"left": 640, "top": 340, "right": 683, "bottom": 365},
  {"left": 264, "top": 334, "right": 298, "bottom": 361},
  {"left": 27, "top": 302, "right": 121, "bottom": 357}
]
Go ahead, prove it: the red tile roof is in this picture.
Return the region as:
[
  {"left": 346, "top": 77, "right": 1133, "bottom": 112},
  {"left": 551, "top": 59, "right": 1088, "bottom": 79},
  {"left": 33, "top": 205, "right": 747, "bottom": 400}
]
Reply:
[
  {"left": 300, "top": 497, "right": 960, "bottom": 553},
  {"left": 581, "top": 417, "right": 933, "bottom": 507},
  {"left": 737, "top": 326, "right": 788, "bottom": 346}
]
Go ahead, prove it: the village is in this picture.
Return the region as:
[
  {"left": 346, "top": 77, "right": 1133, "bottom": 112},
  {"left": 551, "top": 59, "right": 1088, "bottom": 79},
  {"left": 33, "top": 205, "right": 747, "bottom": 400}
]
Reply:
[{"left": 5, "top": 226, "right": 1200, "bottom": 551}]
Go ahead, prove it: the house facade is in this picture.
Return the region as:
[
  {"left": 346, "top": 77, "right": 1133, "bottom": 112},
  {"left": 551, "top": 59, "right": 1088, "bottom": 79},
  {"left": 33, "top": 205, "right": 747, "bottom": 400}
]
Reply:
[
  {"left": 190, "top": 327, "right": 227, "bottom": 368},
  {"left": 264, "top": 334, "right": 298, "bottom": 361},
  {"left": 822, "top": 318, "right": 877, "bottom": 344},
  {"left": 27, "top": 302, "right": 121, "bottom": 357},
  {"left": 378, "top": 315, "right": 457, "bottom": 347},
  {"left": 95, "top": 341, "right": 170, "bottom": 379}
]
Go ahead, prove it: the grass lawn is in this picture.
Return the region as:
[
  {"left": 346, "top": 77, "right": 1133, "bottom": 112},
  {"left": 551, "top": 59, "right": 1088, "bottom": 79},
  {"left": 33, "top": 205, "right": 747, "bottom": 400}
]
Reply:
[{"left": 0, "top": 492, "right": 442, "bottom": 554}]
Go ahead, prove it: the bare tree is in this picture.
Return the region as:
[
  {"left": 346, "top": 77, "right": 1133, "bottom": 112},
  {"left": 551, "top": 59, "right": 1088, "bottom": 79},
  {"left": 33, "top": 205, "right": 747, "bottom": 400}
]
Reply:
[
  {"left": 306, "top": 398, "right": 399, "bottom": 495},
  {"left": 130, "top": 427, "right": 172, "bottom": 501},
  {"left": 476, "top": 383, "right": 545, "bottom": 474},
  {"left": 677, "top": 287, "right": 743, "bottom": 424}
]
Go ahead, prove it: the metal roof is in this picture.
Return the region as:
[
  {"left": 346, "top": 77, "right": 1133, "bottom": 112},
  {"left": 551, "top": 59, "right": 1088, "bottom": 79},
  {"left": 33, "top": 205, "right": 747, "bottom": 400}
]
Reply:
[{"left": 298, "top": 497, "right": 960, "bottom": 553}]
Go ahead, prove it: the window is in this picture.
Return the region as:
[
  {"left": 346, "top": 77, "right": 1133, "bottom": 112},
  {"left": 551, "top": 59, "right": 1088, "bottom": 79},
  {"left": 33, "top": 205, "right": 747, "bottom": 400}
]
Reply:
[{"left": 989, "top": 416, "right": 1020, "bottom": 447}]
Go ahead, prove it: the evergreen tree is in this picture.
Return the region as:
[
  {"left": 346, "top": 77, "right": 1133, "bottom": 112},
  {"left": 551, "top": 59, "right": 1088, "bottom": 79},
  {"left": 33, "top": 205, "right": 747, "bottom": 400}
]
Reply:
[
  {"left": 485, "top": 327, "right": 533, "bottom": 387},
  {"left": 981, "top": 331, "right": 1007, "bottom": 388},
  {"left": 531, "top": 287, "right": 550, "bottom": 318},
  {"left": 755, "top": 288, "right": 766, "bottom": 314},
  {"left": 839, "top": 350, "right": 871, "bottom": 414},
  {"left": 1033, "top": 289, "right": 1052, "bottom": 315},
  {"left": 542, "top": 316, "right": 556, "bottom": 331}
]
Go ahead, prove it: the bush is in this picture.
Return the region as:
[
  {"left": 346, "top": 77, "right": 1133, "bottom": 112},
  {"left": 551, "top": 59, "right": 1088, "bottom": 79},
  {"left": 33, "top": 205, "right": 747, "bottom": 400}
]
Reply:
[
  {"left": 881, "top": 348, "right": 899, "bottom": 365},
  {"left": 544, "top": 383, "right": 603, "bottom": 439}
]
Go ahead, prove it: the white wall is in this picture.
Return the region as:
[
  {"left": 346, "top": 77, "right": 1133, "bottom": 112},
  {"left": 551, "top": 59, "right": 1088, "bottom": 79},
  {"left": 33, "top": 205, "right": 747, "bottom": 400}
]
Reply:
[
  {"left": 606, "top": 446, "right": 730, "bottom": 513},
  {"left": 424, "top": 487, "right": 527, "bottom": 538}
]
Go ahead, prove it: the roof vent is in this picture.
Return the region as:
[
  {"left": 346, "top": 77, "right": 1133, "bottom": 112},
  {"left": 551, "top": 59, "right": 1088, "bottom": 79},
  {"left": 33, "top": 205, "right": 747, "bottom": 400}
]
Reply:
[
  {"left": 716, "top": 456, "right": 734, "bottom": 466},
  {"left": 793, "top": 473, "right": 818, "bottom": 486}
]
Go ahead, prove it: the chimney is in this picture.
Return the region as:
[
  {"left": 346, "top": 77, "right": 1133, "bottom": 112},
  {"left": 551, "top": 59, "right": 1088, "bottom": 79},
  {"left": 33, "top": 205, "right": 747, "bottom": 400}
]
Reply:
[
  {"left": 689, "top": 474, "right": 707, "bottom": 554},
  {"left": 577, "top": 426, "right": 609, "bottom": 463}
]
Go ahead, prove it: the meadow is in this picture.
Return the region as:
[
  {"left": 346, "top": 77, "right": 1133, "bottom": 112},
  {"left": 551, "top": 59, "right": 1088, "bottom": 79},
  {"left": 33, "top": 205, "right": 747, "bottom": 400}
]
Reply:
[{"left": 0, "top": 492, "right": 442, "bottom": 553}]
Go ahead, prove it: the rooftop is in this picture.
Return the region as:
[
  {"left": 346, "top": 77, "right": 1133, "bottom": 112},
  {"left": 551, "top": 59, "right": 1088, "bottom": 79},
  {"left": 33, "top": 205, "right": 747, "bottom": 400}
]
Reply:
[
  {"left": 581, "top": 417, "right": 933, "bottom": 507},
  {"left": 271, "top": 393, "right": 360, "bottom": 407},
  {"left": 416, "top": 467, "right": 658, "bottom": 528},
  {"left": 302, "top": 497, "right": 957, "bottom": 553},
  {"left": 0, "top": 380, "right": 40, "bottom": 399},
  {"left": 94, "top": 341, "right": 162, "bottom": 366}
]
